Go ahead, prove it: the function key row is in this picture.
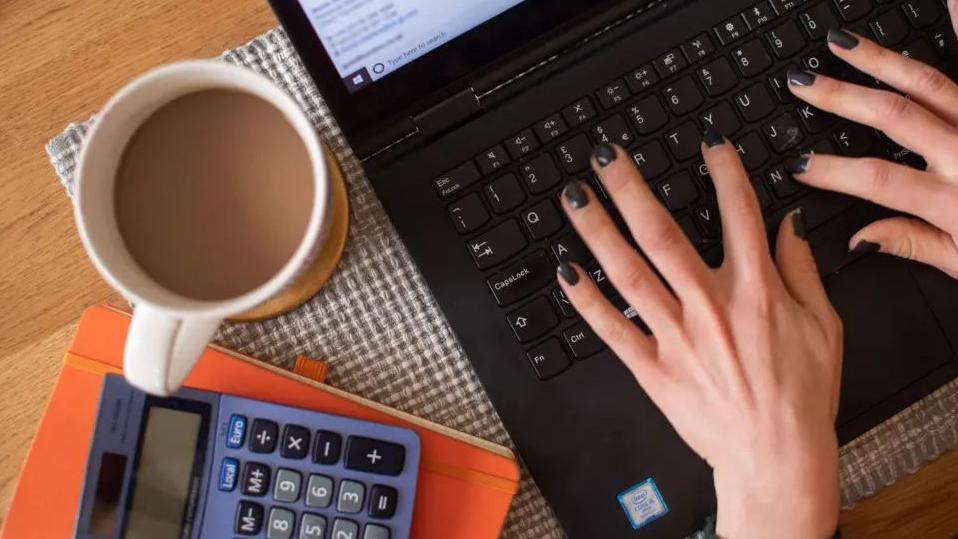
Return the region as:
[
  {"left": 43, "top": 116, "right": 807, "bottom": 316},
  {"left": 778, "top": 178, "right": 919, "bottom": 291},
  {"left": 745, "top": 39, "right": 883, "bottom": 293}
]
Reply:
[
  {"left": 236, "top": 500, "right": 391, "bottom": 539},
  {"left": 228, "top": 417, "right": 405, "bottom": 476}
]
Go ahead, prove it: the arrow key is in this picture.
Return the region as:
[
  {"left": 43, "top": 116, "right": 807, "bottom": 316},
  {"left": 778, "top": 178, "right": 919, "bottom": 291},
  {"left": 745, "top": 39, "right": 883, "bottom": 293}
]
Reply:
[{"left": 507, "top": 297, "right": 559, "bottom": 343}]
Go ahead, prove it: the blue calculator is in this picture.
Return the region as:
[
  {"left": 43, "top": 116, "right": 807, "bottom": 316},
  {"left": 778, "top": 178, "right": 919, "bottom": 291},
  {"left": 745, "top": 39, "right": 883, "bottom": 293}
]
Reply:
[{"left": 75, "top": 375, "right": 421, "bottom": 539}]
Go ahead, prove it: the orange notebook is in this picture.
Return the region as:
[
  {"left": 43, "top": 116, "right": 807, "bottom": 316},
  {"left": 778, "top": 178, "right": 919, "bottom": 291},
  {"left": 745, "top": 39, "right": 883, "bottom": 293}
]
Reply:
[{"left": 3, "top": 305, "right": 520, "bottom": 539}]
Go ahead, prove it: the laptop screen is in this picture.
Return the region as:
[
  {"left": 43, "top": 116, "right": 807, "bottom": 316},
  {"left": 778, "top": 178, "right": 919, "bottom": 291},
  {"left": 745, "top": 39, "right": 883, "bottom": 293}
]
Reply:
[{"left": 296, "top": 0, "right": 528, "bottom": 93}]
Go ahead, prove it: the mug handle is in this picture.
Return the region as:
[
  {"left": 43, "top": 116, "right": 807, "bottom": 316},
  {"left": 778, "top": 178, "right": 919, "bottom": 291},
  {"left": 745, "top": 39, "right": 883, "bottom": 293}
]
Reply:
[{"left": 124, "top": 304, "right": 222, "bottom": 396}]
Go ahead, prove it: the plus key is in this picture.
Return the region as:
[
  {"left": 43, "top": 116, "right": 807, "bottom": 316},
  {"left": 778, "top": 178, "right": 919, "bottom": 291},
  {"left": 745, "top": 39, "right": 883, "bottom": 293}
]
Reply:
[{"left": 345, "top": 436, "right": 406, "bottom": 476}]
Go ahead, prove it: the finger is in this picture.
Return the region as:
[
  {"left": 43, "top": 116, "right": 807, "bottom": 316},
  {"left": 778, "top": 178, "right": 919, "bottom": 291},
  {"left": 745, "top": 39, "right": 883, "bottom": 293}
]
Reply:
[
  {"left": 701, "top": 130, "right": 770, "bottom": 271},
  {"left": 560, "top": 180, "right": 681, "bottom": 329},
  {"left": 952, "top": 0, "right": 958, "bottom": 40},
  {"left": 589, "top": 143, "right": 714, "bottom": 300},
  {"left": 824, "top": 28, "right": 958, "bottom": 127},
  {"left": 557, "top": 262, "right": 669, "bottom": 398},
  {"left": 787, "top": 68, "right": 958, "bottom": 170},
  {"left": 775, "top": 209, "right": 834, "bottom": 324},
  {"left": 789, "top": 153, "right": 958, "bottom": 232},
  {"left": 850, "top": 217, "right": 958, "bottom": 279}
]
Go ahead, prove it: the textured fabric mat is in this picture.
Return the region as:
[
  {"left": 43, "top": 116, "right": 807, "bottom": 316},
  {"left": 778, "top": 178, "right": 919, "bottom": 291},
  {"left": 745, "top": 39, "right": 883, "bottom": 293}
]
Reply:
[{"left": 47, "top": 27, "right": 958, "bottom": 538}]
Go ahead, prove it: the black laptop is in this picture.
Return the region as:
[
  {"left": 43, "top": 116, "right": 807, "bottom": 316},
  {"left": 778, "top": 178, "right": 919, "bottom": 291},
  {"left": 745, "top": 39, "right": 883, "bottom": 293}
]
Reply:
[{"left": 268, "top": 0, "right": 958, "bottom": 536}]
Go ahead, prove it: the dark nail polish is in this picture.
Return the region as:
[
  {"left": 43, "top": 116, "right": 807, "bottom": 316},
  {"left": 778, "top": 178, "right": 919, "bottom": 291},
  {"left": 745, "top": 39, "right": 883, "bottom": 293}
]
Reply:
[
  {"left": 850, "top": 240, "right": 881, "bottom": 255},
  {"left": 593, "top": 143, "right": 617, "bottom": 167},
  {"left": 827, "top": 29, "right": 860, "bottom": 50},
  {"left": 557, "top": 262, "right": 580, "bottom": 286},
  {"left": 792, "top": 208, "right": 807, "bottom": 240},
  {"left": 786, "top": 155, "right": 810, "bottom": 175},
  {"left": 787, "top": 68, "right": 817, "bottom": 87},
  {"left": 703, "top": 127, "right": 725, "bottom": 148},
  {"left": 564, "top": 181, "right": 589, "bottom": 210}
]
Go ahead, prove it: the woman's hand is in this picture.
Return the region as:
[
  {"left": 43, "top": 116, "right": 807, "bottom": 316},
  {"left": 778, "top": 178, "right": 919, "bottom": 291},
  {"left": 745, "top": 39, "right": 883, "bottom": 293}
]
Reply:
[
  {"left": 557, "top": 140, "right": 843, "bottom": 539},
  {"left": 787, "top": 18, "right": 958, "bottom": 278}
]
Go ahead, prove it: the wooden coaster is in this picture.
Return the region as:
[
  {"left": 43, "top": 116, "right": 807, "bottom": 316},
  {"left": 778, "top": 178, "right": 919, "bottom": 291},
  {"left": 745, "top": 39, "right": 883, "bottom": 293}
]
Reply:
[{"left": 230, "top": 147, "right": 350, "bottom": 321}]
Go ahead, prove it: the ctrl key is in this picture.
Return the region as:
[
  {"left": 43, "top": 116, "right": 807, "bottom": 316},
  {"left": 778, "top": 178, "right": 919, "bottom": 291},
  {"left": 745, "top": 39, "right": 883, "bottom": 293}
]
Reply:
[
  {"left": 235, "top": 501, "right": 264, "bottom": 536},
  {"left": 563, "top": 321, "right": 606, "bottom": 360},
  {"left": 526, "top": 339, "right": 572, "bottom": 380}
]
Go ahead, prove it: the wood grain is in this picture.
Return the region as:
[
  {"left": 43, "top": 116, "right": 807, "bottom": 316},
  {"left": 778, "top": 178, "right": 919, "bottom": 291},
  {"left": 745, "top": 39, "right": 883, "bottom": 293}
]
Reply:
[{"left": 0, "top": 1, "right": 956, "bottom": 536}]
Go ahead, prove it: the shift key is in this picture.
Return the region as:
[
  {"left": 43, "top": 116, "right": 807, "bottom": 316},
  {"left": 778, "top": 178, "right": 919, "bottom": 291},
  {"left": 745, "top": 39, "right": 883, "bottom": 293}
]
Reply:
[
  {"left": 487, "top": 251, "right": 555, "bottom": 306},
  {"left": 468, "top": 220, "right": 527, "bottom": 270}
]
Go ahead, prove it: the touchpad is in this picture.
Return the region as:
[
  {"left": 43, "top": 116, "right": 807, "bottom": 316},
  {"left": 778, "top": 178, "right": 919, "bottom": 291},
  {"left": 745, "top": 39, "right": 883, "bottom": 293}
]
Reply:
[{"left": 824, "top": 255, "right": 954, "bottom": 431}]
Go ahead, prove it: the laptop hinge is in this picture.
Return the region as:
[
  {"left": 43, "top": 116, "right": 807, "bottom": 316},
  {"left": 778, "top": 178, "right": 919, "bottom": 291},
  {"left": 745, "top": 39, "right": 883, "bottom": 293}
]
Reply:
[{"left": 412, "top": 87, "right": 482, "bottom": 140}]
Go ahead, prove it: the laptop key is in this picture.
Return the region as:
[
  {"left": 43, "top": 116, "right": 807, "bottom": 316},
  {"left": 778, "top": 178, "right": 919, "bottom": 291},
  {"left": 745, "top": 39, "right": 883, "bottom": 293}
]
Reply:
[
  {"left": 664, "top": 121, "right": 702, "bottom": 161},
  {"left": 732, "top": 39, "right": 774, "bottom": 78},
  {"left": 870, "top": 9, "right": 909, "bottom": 46},
  {"left": 485, "top": 173, "right": 525, "bottom": 214},
  {"left": 931, "top": 26, "right": 958, "bottom": 58},
  {"left": 663, "top": 76, "right": 704, "bottom": 116},
  {"left": 596, "top": 79, "right": 630, "bottom": 109},
  {"left": 526, "top": 339, "right": 572, "bottom": 380},
  {"left": 448, "top": 193, "right": 490, "bottom": 234},
  {"left": 534, "top": 114, "right": 568, "bottom": 142},
  {"left": 735, "top": 131, "right": 771, "bottom": 170},
  {"left": 557, "top": 134, "right": 594, "bottom": 174},
  {"left": 735, "top": 83, "right": 776, "bottom": 122},
  {"left": 835, "top": 123, "right": 879, "bottom": 156},
  {"left": 767, "top": 162, "right": 804, "bottom": 198},
  {"left": 467, "top": 220, "right": 527, "bottom": 270},
  {"left": 766, "top": 20, "right": 807, "bottom": 59},
  {"left": 752, "top": 177, "right": 773, "bottom": 209},
  {"left": 695, "top": 201, "right": 722, "bottom": 238},
  {"left": 563, "top": 320, "right": 606, "bottom": 359},
  {"left": 655, "top": 171, "right": 700, "bottom": 211},
  {"left": 551, "top": 232, "right": 591, "bottom": 264},
  {"left": 625, "top": 64, "right": 659, "bottom": 93},
  {"left": 768, "top": 0, "right": 802, "bottom": 15},
  {"left": 632, "top": 140, "right": 672, "bottom": 179},
  {"left": 834, "top": 0, "right": 874, "bottom": 22},
  {"left": 700, "top": 101, "right": 743, "bottom": 136},
  {"left": 593, "top": 115, "right": 635, "bottom": 147},
  {"left": 715, "top": 14, "right": 749, "bottom": 45},
  {"left": 552, "top": 287, "right": 578, "bottom": 318},
  {"left": 508, "top": 297, "right": 560, "bottom": 343},
  {"left": 654, "top": 48, "right": 688, "bottom": 78},
  {"left": 586, "top": 263, "right": 616, "bottom": 297},
  {"left": 487, "top": 251, "right": 555, "bottom": 306},
  {"left": 900, "top": 38, "right": 938, "bottom": 65},
  {"left": 803, "top": 45, "right": 847, "bottom": 77},
  {"left": 521, "top": 154, "right": 563, "bottom": 194},
  {"left": 434, "top": 161, "right": 481, "bottom": 199},
  {"left": 697, "top": 57, "right": 740, "bottom": 97},
  {"left": 504, "top": 129, "right": 539, "bottom": 160},
  {"left": 522, "top": 199, "right": 564, "bottom": 240},
  {"left": 796, "top": 103, "right": 836, "bottom": 133},
  {"left": 476, "top": 145, "right": 511, "bottom": 176},
  {"left": 627, "top": 95, "right": 670, "bottom": 135},
  {"left": 902, "top": 0, "right": 941, "bottom": 28},
  {"left": 800, "top": 4, "right": 839, "bottom": 40},
  {"left": 742, "top": 2, "right": 777, "bottom": 30},
  {"left": 763, "top": 111, "right": 804, "bottom": 153},
  {"left": 562, "top": 97, "right": 597, "bottom": 128},
  {"left": 678, "top": 216, "right": 704, "bottom": 247},
  {"left": 681, "top": 33, "right": 716, "bottom": 62},
  {"left": 769, "top": 65, "right": 800, "bottom": 103}
]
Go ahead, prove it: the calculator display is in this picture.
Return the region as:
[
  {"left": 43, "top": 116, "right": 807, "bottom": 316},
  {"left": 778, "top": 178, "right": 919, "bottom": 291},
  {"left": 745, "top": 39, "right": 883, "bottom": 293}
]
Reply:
[{"left": 125, "top": 407, "right": 203, "bottom": 539}]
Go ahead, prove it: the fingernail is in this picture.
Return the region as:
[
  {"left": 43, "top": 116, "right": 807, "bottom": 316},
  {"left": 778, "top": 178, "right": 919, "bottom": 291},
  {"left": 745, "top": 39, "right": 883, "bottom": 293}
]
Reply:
[
  {"left": 557, "top": 262, "right": 580, "bottom": 286},
  {"left": 787, "top": 68, "right": 817, "bottom": 87},
  {"left": 850, "top": 240, "right": 881, "bottom": 255},
  {"left": 786, "top": 155, "right": 811, "bottom": 175},
  {"left": 593, "top": 143, "right": 617, "bottom": 167},
  {"left": 564, "top": 181, "right": 589, "bottom": 210},
  {"left": 703, "top": 127, "right": 725, "bottom": 148},
  {"left": 792, "top": 208, "right": 808, "bottom": 240},
  {"left": 828, "top": 29, "right": 860, "bottom": 50}
]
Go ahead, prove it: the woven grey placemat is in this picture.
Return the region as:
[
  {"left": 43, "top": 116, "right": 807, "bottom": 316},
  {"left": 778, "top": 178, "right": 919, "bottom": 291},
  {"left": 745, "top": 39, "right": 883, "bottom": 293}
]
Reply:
[{"left": 48, "top": 28, "right": 958, "bottom": 538}]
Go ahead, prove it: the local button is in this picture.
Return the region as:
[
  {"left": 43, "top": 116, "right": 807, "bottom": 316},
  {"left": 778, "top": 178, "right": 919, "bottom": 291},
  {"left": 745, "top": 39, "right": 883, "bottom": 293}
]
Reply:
[
  {"left": 226, "top": 414, "right": 247, "bottom": 449},
  {"left": 218, "top": 457, "right": 239, "bottom": 492}
]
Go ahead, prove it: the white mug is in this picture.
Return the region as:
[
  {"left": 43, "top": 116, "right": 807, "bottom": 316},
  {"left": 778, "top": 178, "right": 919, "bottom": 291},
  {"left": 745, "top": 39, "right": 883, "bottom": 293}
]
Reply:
[{"left": 74, "top": 61, "right": 330, "bottom": 396}]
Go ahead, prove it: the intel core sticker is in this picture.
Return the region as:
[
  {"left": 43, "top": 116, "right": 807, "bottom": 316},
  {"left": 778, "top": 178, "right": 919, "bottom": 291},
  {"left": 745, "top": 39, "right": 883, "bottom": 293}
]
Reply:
[{"left": 617, "top": 478, "right": 669, "bottom": 531}]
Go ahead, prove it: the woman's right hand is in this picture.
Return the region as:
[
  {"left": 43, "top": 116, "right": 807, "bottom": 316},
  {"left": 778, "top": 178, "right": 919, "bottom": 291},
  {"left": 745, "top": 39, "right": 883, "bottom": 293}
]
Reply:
[{"left": 786, "top": 19, "right": 958, "bottom": 278}]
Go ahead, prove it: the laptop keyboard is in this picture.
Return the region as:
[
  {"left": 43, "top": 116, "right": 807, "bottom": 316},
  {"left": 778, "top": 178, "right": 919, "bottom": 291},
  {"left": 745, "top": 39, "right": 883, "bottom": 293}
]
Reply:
[{"left": 434, "top": 0, "right": 958, "bottom": 381}]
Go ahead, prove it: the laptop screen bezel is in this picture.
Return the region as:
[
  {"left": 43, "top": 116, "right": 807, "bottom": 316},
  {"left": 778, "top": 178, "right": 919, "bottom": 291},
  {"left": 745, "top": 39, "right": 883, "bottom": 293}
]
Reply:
[{"left": 268, "top": 0, "right": 615, "bottom": 150}]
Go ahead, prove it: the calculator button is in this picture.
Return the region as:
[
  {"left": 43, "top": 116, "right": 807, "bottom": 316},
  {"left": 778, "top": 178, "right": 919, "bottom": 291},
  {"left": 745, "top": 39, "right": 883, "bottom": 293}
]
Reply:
[
  {"left": 313, "top": 430, "right": 343, "bottom": 464},
  {"left": 368, "top": 485, "right": 398, "bottom": 519},
  {"left": 273, "top": 468, "right": 303, "bottom": 503},
  {"left": 332, "top": 519, "right": 359, "bottom": 539},
  {"left": 218, "top": 457, "right": 239, "bottom": 492},
  {"left": 267, "top": 507, "right": 296, "bottom": 539},
  {"left": 337, "top": 480, "right": 366, "bottom": 513},
  {"left": 281, "top": 425, "right": 310, "bottom": 460},
  {"left": 345, "top": 437, "right": 406, "bottom": 476},
  {"left": 242, "top": 462, "right": 272, "bottom": 497},
  {"left": 226, "top": 414, "right": 247, "bottom": 449},
  {"left": 305, "top": 474, "right": 334, "bottom": 508},
  {"left": 363, "top": 524, "right": 391, "bottom": 539},
  {"left": 300, "top": 513, "right": 327, "bottom": 539},
  {"left": 250, "top": 419, "right": 279, "bottom": 453},
  {"left": 235, "top": 501, "right": 264, "bottom": 535}
]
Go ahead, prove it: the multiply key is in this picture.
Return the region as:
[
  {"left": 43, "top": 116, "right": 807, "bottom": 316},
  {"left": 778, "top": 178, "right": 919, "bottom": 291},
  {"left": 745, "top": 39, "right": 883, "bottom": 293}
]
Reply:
[
  {"left": 467, "top": 220, "right": 527, "bottom": 270},
  {"left": 487, "top": 251, "right": 555, "bottom": 306},
  {"left": 345, "top": 436, "right": 406, "bottom": 476}
]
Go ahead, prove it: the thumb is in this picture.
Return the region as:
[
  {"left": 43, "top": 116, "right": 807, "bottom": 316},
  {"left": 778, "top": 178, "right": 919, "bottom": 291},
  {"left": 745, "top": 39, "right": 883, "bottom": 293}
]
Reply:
[
  {"left": 851, "top": 217, "right": 958, "bottom": 279},
  {"left": 776, "top": 209, "right": 835, "bottom": 325}
]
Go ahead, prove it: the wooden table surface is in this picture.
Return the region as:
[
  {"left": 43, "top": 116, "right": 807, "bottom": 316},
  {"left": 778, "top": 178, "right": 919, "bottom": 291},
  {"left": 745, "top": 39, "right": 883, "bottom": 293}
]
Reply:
[{"left": 1, "top": 1, "right": 957, "bottom": 537}]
